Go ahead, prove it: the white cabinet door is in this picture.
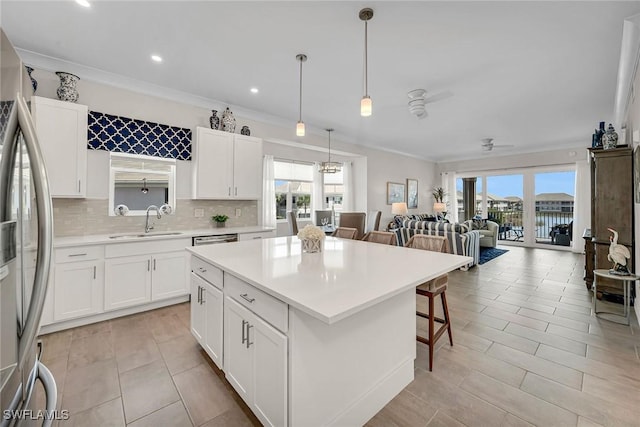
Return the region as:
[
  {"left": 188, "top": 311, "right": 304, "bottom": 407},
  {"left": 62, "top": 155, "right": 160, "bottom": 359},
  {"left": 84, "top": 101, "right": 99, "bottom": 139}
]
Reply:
[
  {"left": 32, "top": 96, "right": 87, "bottom": 198},
  {"left": 192, "top": 127, "right": 234, "bottom": 199},
  {"left": 53, "top": 260, "right": 103, "bottom": 321},
  {"left": 232, "top": 135, "right": 262, "bottom": 199},
  {"left": 252, "top": 315, "right": 288, "bottom": 427},
  {"left": 203, "top": 282, "right": 223, "bottom": 369},
  {"left": 224, "top": 296, "right": 253, "bottom": 402},
  {"left": 190, "top": 274, "right": 206, "bottom": 343},
  {"left": 151, "top": 251, "right": 187, "bottom": 301},
  {"left": 104, "top": 255, "right": 151, "bottom": 311}
]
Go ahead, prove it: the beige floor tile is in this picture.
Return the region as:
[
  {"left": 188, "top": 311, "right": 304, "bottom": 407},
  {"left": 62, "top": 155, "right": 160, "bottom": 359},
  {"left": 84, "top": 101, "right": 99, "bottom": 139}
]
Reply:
[
  {"left": 425, "top": 410, "right": 465, "bottom": 427},
  {"left": 406, "top": 368, "right": 507, "bottom": 426},
  {"left": 119, "top": 359, "right": 181, "bottom": 423},
  {"left": 464, "top": 294, "right": 520, "bottom": 313},
  {"left": 586, "top": 343, "right": 640, "bottom": 366},
  {"left": 200, "top": 406, "right": 258, "bottom": 427},
  {"left": 504, "top": 323, "right": 586, "bottom": 356},
  {"left": 40, "top": 330, "right": 73, "bottom": 362},
  {"left": 460, "top": 371, "right": 577, "bottom": 426},
  {"left": 114, "top": 334, "right": 161, "bottom": 374},
  {"left": 71, "top": 321, "right": 112, "bottom": 340},
  {"left": 366, "top": 389, "right": 439, "bottom": 427},
  {"left": 173, "top": 363, "right": 235, "bottom": 426},
  {"left": 577, "top": 417, "right": 605, "bottom": 427},
  {"left": 127, "top": 401, "right": 193, "bottom": 427},
  {"left": 582, "top": 374, "right": 640, "bottom": 413},
  {"left": 482, "top": 307, "right": 549, "bottom": 331},
  {"left": 157, "top": 333, "right": 207, "bottom": 376},
  {"left": 463, "top": 322, "right": 539, "bottom": 354},
  {"left": 67, "top": 331, "right": 114, "bottom": 370},
  {"left": 496, "top": 294, "right": 556, "bottom": 314},
  {"left": 546, "top": 323, "right": 637, "bottom": 354},
  {"left": 488, "top": 343, "right": 583, "bottom": 389},
  {"left": 520, "top": 372, "right": 639, "bottom": 427},
  {"left": 536, "top": 344, "right": 640, "bottom": 388},
  {"left": 64, "top": 397, "right": 124, "bottom": 427},
  {"left": 146, "top": 313, "right": 190, "bottom": 343},
  {"left": 501, "top": 413, "right": 535, "bottom": 427},
  {"left": 449, "top": 307, "right": 509, "bottom": 330},
  {"left": 62, "top": 358, "right": 121, "bottom": 415},
  {"left": 416, "top": 342, "right": 469, "bottom": 386},
  {"left": 517, "top": 307, "right": 590, "bottom": 332}
]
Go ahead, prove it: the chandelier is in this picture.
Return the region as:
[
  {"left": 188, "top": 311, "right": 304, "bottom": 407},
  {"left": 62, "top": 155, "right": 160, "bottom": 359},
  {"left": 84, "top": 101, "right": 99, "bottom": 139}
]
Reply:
[{"left": 319, "top": 128, "right": 341, "bottom": 174}]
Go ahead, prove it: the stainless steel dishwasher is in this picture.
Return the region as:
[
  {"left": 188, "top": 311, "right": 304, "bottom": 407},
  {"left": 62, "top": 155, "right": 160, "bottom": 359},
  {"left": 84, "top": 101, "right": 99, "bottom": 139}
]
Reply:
[{"left": 192, "top": 234, "right": 238, "bottom": 246}]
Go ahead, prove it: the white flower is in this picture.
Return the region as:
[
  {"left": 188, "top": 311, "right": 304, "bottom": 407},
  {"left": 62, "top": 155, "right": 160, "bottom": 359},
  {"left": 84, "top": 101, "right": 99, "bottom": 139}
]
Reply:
[{"left": 297, "top": 225, "right": 325, "bottom": 241}]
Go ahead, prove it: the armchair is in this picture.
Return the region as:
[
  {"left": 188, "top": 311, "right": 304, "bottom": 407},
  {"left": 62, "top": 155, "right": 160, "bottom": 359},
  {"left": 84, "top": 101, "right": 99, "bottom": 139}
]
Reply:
[{"left": 464, "top": 219, "right": 499, "bottom": 248}]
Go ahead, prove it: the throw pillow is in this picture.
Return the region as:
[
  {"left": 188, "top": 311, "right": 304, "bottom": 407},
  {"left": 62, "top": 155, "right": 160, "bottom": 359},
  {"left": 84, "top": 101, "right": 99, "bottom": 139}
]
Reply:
[{"left": 472, "top": 219, "right": 488, "bottom": 230}]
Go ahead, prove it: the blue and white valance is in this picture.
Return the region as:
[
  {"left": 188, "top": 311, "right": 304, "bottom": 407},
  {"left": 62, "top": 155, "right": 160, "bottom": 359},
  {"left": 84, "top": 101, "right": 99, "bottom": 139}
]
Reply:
[{"left": 87, "top": 111, "right": 191, "bottom": 160}]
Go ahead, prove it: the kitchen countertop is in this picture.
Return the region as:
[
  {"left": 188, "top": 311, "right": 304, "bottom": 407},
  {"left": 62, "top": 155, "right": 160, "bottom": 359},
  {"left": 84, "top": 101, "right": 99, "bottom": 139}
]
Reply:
[
  {"left": 188, "top": 236, "right": 471, "bottom": 324},
  {"left": 54, "top": 226, "right": 275, "bottom": 248}
]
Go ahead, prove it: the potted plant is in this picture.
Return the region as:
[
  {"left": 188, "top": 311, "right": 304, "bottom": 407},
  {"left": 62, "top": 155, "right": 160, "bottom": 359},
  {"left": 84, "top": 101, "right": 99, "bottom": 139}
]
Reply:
[
  {"left": 432, "top": 187, "right": 447, "bottom": 219},
  {"left": 212, "top": 214, "right": 229, "bottom": 228}
]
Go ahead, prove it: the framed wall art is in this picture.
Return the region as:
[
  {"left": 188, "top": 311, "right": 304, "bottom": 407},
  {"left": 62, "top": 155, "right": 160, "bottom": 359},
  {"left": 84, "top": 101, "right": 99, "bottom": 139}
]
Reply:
[
  {"left": 406, "top": 178, "right": 418, "bottom": 209},
  {"left": 387, "top": 182, "right": 405, "bottom": 205}
]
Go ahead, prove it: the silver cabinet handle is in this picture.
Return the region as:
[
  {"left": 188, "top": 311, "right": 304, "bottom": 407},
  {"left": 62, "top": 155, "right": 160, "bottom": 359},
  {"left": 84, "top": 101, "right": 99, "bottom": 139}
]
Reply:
[
  {"left": 240, "top": 293, "right": 255, "bottom": 303},
  {"left": 242, "top": 319, "right": 247, "bottom": 344},
  {"left": 147, "top": 259, "right": 150, "bottom": 271},
  {"left": 200, "top": 287, "right": 205, "bottom": 304},
  {"left": 78, "top": 180, "right": 81, "bottom": 193},
  {"left": 153, "top": 258, "right": 156, "bottom": 270},
  {"left": 228, "top": 187, "right": 231, "bottom": 196},
  {"left": 197, "top": 286, "right": 201, "bottom": 304},
  {"left": 246, "top": 323, "right": 253, "bottom": 348},
  {"left": 198, "top": 267, "right": 207, "bottom": 273},
  {"left": 235, "top": 187, "right": 237, "bottom": 196},
  {"left": 93, "top": 265, "right": 96, "bottom": 279},
  {"left": 68, "top": 253, "right": 87, "bottom": 257}
]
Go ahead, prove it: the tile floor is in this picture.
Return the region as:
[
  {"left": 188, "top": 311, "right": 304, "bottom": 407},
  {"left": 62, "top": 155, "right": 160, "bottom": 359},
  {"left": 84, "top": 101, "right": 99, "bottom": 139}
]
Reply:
[{"left": 36, "top": 246, "right": 639, "bottom": 426}]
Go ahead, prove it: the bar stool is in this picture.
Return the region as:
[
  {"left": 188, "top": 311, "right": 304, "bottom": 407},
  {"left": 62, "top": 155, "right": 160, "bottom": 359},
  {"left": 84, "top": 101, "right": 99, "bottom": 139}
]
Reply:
[{"left": 406, "top": 234, "right": 453, "bottom": 371}]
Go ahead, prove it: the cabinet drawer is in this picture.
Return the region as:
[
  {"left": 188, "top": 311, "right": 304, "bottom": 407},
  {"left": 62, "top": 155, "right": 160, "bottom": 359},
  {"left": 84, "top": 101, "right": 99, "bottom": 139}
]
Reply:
[
  {"left": 225, "top": 273, "right": 288, "bottom": 333},
  {"left": 191, "top": 256, "right": 223, "bottom": 290},
  {"left": 238, "top": 231, "right": 276, "bottom": 241},
  {"left": 56, "top": 245, "right": 104, "bottom": 263},
  {"left": 105, "top": 238, "right": 190, "bottom": 258}
]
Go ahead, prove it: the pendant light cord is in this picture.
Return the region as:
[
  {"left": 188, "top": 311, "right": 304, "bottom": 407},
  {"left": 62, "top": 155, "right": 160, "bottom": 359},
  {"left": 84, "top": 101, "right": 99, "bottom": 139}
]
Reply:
[
  {"left": 328, "top": 130, "right": 332, "bottom": 163},
  {"left": 364, "top": 20, "right": 368, "bottom": 97},
  {"left": 299, "top": 58, "right": 303, "bottom": 122}
]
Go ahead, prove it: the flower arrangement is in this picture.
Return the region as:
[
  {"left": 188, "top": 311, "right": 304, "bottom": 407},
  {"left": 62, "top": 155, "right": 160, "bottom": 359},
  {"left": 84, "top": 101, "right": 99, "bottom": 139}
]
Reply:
[{"left": 297, "top": 225, "right": 325, "bottom": 253}]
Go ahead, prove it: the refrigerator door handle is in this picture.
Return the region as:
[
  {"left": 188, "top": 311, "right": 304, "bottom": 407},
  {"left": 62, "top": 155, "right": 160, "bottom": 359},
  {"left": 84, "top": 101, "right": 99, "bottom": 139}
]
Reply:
[
  {"left": 37, "top": 361, "right": 58, "bottom": 427},
  {"left": 15, "top": 93, "right": 54, "bottom": 372}
]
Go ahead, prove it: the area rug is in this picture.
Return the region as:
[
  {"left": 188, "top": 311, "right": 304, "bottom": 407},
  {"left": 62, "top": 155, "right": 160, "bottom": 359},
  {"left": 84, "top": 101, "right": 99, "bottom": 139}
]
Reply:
[{"left": 478, "top": 247, "right": 509, "bottom": 265}]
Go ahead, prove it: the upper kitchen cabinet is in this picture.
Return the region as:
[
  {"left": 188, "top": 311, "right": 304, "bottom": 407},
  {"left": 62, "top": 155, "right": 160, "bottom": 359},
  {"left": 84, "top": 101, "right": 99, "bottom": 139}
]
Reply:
[
  {"left": 192, "top": 127, "right": 262, "bottom": 200},
  {"left": 32, "top": 96, "right": 88, "bottom": 198}
]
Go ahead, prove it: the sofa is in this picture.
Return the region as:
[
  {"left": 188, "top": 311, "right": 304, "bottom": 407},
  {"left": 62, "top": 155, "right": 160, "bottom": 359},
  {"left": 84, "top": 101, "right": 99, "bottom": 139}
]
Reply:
[
  {"left": 464, "top": 219, "right": 499, "bottom": 248},
  {"left": 392, "top": 219, "right": 480, "bottom": 269}
]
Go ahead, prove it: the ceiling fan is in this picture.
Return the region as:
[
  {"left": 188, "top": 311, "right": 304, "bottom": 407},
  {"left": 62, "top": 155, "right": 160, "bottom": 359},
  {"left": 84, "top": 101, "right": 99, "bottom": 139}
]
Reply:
[
  {"left": 407, "top": 89, "right": 452, "bottom": 119},
  {"left": 481, "top": 138, "right": 514, "bottom": 153}
]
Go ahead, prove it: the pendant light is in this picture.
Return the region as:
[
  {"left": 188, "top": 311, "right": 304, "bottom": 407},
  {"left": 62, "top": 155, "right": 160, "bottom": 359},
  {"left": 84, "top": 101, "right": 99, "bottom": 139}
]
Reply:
[
  {"left": 296, "top": 53, "right": 307, "bottom": 136},
  {"left": 359, "top": 8, "right": 374, "bottom": 117},
  {"left": 319, "top": 128, "right": 341, "bottom": 174}
]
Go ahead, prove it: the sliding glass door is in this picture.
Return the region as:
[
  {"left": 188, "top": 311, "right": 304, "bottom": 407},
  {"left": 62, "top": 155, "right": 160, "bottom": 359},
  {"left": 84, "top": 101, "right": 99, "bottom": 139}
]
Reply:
[
  {"left": 486, "top": 174, "right": 524, "bottom": 243},
  {"left": 534, "top": 171, "right": 575, "bottom": 246}
]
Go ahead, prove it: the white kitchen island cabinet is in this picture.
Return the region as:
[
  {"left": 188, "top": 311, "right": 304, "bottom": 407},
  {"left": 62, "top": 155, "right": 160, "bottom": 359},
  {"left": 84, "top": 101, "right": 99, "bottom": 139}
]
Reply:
[{"left": 188, "top": 237, "right": 471, "bottom": 426}]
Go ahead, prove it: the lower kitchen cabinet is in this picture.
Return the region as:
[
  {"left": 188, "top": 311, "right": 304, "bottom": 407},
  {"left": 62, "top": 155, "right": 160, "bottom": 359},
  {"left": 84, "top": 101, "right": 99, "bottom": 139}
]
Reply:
[
  {"left": 224, "top": 296, "right": 287, "bottom": 427},
  {"left": 105, "top": 250, "right": 187, "bottom": 311},
  {"left": 54, "top": 259, "right": 103, "bottom": 321},
  {"left": 190, "top": 273, "right": 223, "bottom": 368},
  {"left": 104, "top": 254, "right": 152, "bottom": 310}
]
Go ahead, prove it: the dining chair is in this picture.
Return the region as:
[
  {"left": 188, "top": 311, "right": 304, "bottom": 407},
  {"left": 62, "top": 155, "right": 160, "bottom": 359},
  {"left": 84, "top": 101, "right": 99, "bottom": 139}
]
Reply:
[
  {"left": 287, "top": 211, "right": 299, "bottom": 235},
  {"left": 338, "top": 212, "right": 366, "bottom": 239},
  {"left": 366, "top": 210, "right": 382, "bottom": 233},
  {"left": 405, "top": 234, "right": 453, "bottom": 371},
  {"left": 361, "top": 230, "right": 396, "bottom": 245},
  {"left": 332, "top": 227, "right": 358, "bottom": 240}
]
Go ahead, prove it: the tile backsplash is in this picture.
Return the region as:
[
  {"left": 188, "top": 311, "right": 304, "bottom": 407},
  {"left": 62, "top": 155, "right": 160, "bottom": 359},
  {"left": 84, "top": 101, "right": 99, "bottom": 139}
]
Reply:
[{"left": 53, "top": 199, "right": 258, "bottom": 237}]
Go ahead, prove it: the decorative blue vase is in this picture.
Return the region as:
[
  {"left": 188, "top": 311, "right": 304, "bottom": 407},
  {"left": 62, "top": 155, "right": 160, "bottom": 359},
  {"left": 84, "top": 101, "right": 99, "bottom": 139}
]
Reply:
[{"left": 25, "top": 66, "right": 37, "bottom": 92}]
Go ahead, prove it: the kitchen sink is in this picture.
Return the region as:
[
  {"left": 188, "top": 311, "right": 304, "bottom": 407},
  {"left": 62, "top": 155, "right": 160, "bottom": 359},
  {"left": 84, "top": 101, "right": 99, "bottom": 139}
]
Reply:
[{"left": 109, "top": 232, "right": 183, "bottom": 239}]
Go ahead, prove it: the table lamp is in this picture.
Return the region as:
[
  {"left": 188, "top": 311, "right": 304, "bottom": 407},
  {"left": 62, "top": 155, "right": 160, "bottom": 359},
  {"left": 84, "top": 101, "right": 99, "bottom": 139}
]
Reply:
[
  {"left": 433, "top": 202, "right": 446, "bottom": 214},
  {"left": 391, "top": 202, "right": 408, "bottom": 216}
]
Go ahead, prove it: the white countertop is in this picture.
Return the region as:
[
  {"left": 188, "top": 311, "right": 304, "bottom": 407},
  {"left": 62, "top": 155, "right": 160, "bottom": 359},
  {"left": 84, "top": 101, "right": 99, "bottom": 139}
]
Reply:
[
  {"left": 188, "top": 236, "right": 472, "bottom": 324},
  {"left": 54, "top": 226, "right": 275, "bottom": 248}
]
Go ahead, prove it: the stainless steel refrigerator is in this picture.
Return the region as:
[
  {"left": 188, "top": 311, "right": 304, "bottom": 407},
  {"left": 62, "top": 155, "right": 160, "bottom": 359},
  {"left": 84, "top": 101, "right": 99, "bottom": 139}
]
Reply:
[{"left": 0, "top": 29, "right": 57, "bottom": 427}]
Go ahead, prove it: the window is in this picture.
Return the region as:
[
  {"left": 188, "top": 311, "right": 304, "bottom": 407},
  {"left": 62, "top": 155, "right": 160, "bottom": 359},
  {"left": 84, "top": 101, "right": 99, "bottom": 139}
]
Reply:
[
  {"left": 274, "top": 161, "right": 313, "bottom": 220},
  {"left": 324, "top": 169, "right": 344, "bottom": 214}
]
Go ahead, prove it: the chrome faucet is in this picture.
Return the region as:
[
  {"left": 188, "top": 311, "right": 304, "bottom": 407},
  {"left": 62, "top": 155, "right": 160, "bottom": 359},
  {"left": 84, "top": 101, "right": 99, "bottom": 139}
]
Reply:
[{"left": 145, "top": 205, "right": 161, "bottom": 233}]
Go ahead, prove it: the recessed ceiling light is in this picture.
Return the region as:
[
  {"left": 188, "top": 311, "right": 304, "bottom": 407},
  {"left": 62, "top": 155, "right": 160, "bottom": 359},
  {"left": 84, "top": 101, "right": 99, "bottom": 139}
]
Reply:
[
  {"left": 151, "top": 55, "right": 163, "bottom": 63},
  {"left": 250, "top": 87, "right": 259, "bottom": 94},
  {"left": 75, "top": 0, "right": 91, "bottom": 8}
]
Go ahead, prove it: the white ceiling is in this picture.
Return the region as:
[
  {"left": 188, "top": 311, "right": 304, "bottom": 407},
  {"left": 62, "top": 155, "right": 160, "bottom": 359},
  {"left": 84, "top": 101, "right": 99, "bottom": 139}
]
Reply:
[{"left": 3, "top": 1, "right": 640, "bottom": 162}]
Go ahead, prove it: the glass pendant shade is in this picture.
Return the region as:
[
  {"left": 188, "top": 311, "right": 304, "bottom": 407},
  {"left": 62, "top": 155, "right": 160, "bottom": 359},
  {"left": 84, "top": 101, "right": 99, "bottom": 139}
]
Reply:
[
  {"left": 296, "top": 121, "right": 305, "bottom": 136},
  {"left": 361, "top": 96, "right": 372, "bottom": 117},
  {"left": 320, "top": 128, "right": 341, "bottom": 174}
]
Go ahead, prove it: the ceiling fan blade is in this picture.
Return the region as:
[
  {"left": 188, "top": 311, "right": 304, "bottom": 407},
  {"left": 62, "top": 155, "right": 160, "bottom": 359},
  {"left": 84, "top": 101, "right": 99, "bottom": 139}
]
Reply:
[
  {"left": 492, "top": 144, "right": 515, "bottom": 149},
  {"left": 424, "top": 90, "right": 454, "bottom": 104}
]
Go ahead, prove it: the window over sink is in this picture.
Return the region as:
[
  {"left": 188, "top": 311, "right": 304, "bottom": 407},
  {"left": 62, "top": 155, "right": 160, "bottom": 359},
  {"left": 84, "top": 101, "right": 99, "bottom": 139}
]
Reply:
[{"left": 108, "top": 152, "right": 176, "bottom": 216}]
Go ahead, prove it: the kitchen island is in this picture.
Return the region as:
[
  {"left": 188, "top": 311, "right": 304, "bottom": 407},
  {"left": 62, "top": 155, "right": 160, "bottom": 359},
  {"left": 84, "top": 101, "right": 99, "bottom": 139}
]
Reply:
[{"left": 188, "top": 236, "right": 471, "bottom": 426}]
